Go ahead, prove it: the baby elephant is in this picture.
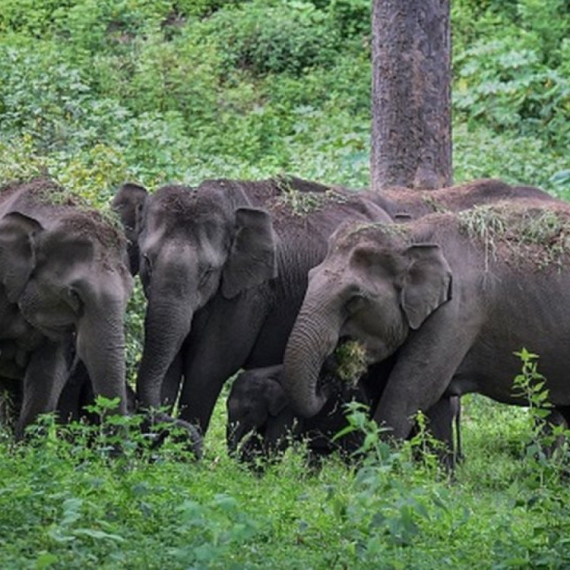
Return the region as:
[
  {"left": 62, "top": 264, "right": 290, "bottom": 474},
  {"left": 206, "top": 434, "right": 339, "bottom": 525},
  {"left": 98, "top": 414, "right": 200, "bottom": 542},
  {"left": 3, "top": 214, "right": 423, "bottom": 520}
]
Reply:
[
  {"left": 226, "top": 365, "right": 369, "bottom": 465},
  {"left": 227, "top": 364, "right": 463, "bottom": 467}
]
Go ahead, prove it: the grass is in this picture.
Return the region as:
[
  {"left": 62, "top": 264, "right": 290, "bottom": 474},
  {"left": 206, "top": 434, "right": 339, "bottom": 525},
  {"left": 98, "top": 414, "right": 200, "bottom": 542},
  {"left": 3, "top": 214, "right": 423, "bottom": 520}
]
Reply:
[
  {"left": 271, "top": 175, "right": 348, "bottom": 216},
  {"left": 458, "top": 203, "right": 570, "bottom": 269},
  {"left": 1, "top": 390, "right": 570, "bottom": 569},
  {"left": 332, "top": 340, "right": 368, "bottom": 385}
]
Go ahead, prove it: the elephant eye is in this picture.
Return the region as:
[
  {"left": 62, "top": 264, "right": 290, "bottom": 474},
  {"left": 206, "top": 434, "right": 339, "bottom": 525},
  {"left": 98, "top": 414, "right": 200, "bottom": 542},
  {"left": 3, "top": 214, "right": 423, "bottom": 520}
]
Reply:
[
  {"left": 66, "top": 287, "right": 82, "bottom": 313},
  {"left": 199, "top": 266, "right": 214, "bottom": 286},
  {"left": 346, "top": 294, "right": 367, "bottom": 315}
]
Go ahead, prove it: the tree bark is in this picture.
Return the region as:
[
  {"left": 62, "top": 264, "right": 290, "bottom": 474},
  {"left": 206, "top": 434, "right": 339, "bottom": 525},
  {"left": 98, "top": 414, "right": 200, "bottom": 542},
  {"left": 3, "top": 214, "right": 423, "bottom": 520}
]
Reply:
[{"left": 371, "top": 0, "right": 452, "bottom": 191}]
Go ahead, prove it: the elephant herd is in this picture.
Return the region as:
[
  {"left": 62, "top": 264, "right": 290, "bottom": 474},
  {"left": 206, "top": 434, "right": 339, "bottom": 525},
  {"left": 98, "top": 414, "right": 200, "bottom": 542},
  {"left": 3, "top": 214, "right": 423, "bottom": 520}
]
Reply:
[{"left": 0, "top": 174, "right": 568, "bottom": 469}]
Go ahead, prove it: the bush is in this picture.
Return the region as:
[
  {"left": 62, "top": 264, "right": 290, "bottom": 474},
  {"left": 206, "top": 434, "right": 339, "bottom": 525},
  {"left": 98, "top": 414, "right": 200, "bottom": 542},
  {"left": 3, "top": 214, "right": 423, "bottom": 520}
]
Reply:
[{"left": 199, "top": 0, "right": 340, "bottom": 77}]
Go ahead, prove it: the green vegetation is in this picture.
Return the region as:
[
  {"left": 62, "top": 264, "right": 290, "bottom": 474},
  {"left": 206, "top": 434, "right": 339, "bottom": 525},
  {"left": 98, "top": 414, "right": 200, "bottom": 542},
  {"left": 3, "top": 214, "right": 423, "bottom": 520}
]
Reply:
[
  {"left": 2, "top": 388, "right": 570, "bottom": 568},
  {"left": 332, "top": 340, "right": 368, "bottom": 385},
  {"left": 2, "top": 0, "right": 570, "bottom": 567},
  {"left": 272, "top": 176, "right": 347, "bottom": 215}
]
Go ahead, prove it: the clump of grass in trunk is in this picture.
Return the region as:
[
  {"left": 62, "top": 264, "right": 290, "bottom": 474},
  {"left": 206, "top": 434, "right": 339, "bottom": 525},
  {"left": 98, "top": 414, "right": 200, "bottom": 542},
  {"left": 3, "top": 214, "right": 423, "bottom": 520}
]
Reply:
[{"left": 331, "top": 340, "right": 368, "bottom": 387}]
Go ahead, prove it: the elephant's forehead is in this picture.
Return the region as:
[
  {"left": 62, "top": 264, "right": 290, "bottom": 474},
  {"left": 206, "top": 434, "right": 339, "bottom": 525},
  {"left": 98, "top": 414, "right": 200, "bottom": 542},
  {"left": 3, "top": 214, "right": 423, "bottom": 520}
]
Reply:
[
  {"left": 53, "top": 211, "right": 127, "bottom": 254},
  {"left": 330, "top": 220, "right": 406, "bottom": 250},
  {"left": 151, "top": 190, "right": 229, "bottom": 223}
]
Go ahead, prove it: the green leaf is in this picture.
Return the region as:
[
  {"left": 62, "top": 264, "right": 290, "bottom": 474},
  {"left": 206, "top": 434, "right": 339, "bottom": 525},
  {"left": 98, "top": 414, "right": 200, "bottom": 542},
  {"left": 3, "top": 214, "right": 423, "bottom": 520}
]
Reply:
[{"left": 35, "top": 552, "right": 58, "bottom": 569}]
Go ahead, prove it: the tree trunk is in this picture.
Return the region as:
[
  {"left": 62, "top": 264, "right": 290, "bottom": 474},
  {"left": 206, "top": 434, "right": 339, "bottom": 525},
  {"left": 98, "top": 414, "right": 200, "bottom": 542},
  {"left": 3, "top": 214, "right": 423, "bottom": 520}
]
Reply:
[{"left": 371, "top": 0, "right": 452, "bottom": 191}]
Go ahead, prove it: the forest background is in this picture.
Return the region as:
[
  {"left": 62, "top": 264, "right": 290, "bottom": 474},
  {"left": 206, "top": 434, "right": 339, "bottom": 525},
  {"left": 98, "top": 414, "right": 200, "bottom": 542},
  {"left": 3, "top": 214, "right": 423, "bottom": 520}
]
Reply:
[{"left": 1, "top": 1, "right": 570, "bottom": 568}]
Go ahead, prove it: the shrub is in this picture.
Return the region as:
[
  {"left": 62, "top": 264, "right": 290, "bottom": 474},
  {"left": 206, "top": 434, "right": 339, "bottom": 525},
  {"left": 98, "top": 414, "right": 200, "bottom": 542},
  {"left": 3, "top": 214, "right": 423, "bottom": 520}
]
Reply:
[{"left": 199, "top": 0, "right": 340, "bottom": 77}]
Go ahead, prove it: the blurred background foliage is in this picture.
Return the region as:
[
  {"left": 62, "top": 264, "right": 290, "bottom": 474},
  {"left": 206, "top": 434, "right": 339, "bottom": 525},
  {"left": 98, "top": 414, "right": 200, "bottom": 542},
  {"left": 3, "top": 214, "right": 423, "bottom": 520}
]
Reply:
[{"left": 1, "top": 0, "right": 568, "bottom": 200}]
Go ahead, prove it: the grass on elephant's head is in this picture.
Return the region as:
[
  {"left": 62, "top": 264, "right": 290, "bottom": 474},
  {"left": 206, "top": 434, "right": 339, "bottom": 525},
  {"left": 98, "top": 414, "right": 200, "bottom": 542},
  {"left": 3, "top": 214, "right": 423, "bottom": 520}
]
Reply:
[
  {"left": 458, "top": 202, "right": 570, "bottom": 268},
  {"left": 421, "top": 193, "right": 449, "bottom": 214},
  {"left": 270, "top": 174, "right": 348, "bottom": 216}
]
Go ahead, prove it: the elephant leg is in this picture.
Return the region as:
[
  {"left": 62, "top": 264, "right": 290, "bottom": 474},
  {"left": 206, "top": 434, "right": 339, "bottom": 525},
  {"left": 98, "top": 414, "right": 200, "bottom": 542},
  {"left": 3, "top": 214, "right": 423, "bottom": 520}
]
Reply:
[
  {"left": 263, "top": 409, "right": 297, "bottom": 457},
  {"left": 179, "top": 343, "right": 256, "bottom": 435},
  {"left": 452, "top": 396, "right": 463, "bottom": 462},
  {"left": 373, "top": 306, "right": 478, "bottom": 440},
  {"left": 178, "top": 293, "right": 271, "bottom": 434},
  {"left": 57, "top": 359, "right": 92, "bottom": 424},
  {"left": 240, "top": 412, "right": 298, "bottom": 471},
  {"left": 423, "top": 396, "right": 461, "bottom": 469},
  {"left": 16, "top": 340, "right": 70, "bottom": 438}
]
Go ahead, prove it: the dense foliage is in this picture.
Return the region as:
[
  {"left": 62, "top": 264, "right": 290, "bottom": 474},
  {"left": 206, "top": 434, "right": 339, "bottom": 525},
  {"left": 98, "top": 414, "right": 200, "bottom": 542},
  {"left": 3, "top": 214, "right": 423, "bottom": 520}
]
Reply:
[{"left": 1, "top": 0, "right": 570, "bottom": 567}]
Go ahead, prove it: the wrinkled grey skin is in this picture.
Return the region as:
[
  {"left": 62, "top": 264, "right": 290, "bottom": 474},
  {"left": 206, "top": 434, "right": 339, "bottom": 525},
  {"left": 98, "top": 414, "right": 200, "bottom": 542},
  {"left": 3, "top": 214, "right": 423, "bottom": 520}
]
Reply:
[
  {"left": 112, "top": 176, "right": 392, "bottom": 435},
  {"left": 361, "top": 178, "right": 562, "bottom": 220},
  {"left": 226, "top": 365, "right": 294, "bottom": 462},
  {"left": 0, "top": 178, "right": 133, "bottom": 437},
  {"left": 282, "top": 198, "right": 570, "bottom": 449},
  {"left": 227, "top": 361, "right": 463, "bottom": 467}
]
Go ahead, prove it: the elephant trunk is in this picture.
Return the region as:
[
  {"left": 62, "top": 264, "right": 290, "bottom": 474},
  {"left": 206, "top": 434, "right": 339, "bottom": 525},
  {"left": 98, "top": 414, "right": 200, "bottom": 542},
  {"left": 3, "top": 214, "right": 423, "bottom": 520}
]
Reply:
[
  {"left": 75, "top": 296, "right": 129, "bottom": 415},
  {"left": 137, "top": 295, "right": 195, "bottom": 410},
  {"left": 282, "top": 300, "right": 342, "bottom": 419},
  {"left": 137, "top": 249, "right": 200, "bottom": 411},
  {"left": 227, "top": 418, "right": 250, "bottom": 456}
]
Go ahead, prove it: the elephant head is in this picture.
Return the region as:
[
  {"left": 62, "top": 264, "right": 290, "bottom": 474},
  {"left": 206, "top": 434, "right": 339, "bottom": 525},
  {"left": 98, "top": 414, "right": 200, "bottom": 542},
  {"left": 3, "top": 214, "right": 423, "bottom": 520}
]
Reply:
[
  {"left": 111, "top": 182, "right": 148, "bottom": 275},
  {"left": 0, "top": 207, "right": 133, "bottom": 417},
  {"left": 113, "top": 182, "right": 278, "bottom": 410},
  {"left": 226, "top": 365, "right": 292, "bottom": 460},
  {"left": 282, "top": 223, "right": 452, "bottom": 418}
]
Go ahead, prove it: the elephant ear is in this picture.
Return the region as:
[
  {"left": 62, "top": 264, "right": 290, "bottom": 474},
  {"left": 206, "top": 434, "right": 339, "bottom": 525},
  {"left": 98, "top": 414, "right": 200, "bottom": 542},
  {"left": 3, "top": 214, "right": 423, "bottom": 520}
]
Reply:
[
  {"left": 222, "top": 207, "right": 278, "bottom": 299},
  {"left": 111, "top": 183, "right": 148, "bottom": 274},
  {"left": 0, "top": 212, "right": 43, "bottom": 303},
  {"left": 400, "top": 243, "right": 452, "bottom": 330},
  {"left": 111, "top": 183, "right": 148, "bottom": 237},
  {"left": 264, "top": 377, "right": 288, "bottom": 417}
]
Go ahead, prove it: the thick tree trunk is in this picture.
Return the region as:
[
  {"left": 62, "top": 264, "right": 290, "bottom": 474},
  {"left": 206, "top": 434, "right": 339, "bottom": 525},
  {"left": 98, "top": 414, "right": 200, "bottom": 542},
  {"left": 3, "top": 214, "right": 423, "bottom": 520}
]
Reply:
[{"left": 371, "top": 0, "right": 452, "bottom": 191}]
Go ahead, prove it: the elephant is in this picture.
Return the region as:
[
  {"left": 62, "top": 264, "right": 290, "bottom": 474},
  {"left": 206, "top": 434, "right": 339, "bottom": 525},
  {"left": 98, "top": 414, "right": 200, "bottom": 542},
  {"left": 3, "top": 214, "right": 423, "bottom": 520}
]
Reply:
[
  {"left": 112, "top": 176, "right": 393, "bottom": 436},
  {"left": 227, "top": 359, "right": 463, "bottom": 467},
  {"left": 361, "top": 178, "right": 562, "bottom": 221},
  {"left": 0, "top": 177, "right": 134, "bottom": 438},
  {"left": 281, "top": 197, "right": 570, "bottom": 452},
  {"left": 226, "top": 364, "right": 370, "bottom": 464}
]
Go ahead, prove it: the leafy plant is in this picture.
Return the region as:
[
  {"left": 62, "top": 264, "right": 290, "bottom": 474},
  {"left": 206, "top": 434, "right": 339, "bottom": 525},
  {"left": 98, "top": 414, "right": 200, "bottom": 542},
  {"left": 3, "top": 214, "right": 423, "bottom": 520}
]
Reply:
[{"left": 199, "top": 0, "right": 340, "bottom": 77}]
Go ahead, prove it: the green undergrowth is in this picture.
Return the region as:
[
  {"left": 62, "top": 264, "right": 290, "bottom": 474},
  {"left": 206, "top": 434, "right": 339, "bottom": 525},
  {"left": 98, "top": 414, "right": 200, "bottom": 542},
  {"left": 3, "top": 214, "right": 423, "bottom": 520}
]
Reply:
[{"left": 2, "top": 383, "right": 570, "bottom": 569}]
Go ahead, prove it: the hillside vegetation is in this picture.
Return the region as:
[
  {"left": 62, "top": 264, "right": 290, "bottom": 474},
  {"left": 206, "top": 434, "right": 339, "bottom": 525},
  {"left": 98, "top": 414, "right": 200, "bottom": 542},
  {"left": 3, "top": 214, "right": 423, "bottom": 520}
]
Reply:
[{"left": 1, "top": 1, "right": 570, "bottom": 568}]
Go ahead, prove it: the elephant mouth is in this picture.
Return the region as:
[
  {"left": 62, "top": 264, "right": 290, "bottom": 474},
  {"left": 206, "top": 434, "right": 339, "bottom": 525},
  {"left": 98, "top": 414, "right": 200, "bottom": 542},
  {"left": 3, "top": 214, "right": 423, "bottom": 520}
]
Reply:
[
  {"left": 19, "top": 307, "right": 74, "bottom": 341},
  {"left": 31, "top": 322, "right": 73, "bottom": 341}
]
